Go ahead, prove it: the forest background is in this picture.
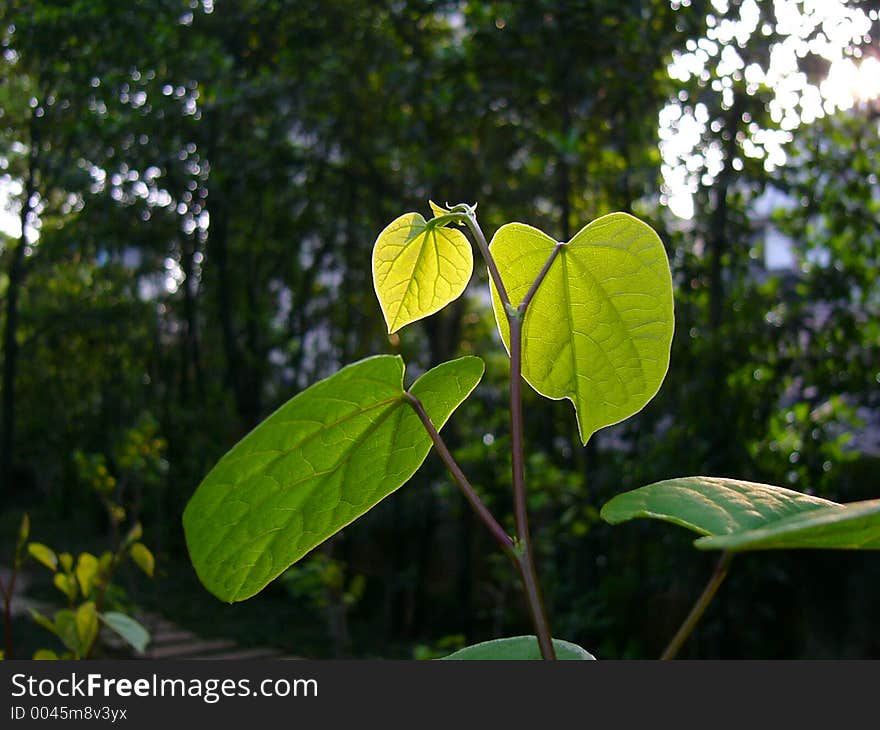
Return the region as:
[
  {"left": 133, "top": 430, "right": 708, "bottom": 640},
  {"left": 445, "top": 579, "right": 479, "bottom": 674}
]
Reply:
[{"left": 1, "top": 0, "right": 879, "bottom": 659}]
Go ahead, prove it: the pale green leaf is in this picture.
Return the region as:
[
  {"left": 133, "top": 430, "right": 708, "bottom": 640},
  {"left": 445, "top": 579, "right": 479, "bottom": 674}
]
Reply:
[
  {"left": 490, "top": 213, "right": 674, "bottom": 444},
  {"left": 441, "top": 636, "right": 595, "bottom": 660},
  {"left": 75, "top": 553, "right": 100, "bottom": 597},
  {"left": 17, "top": 513, "right": 30, "bottom": 550},
  {"left": 53, "top": 610, "right": 80, "bottom": 654},
  {"left": 28, "top": 543, "right": 58, "bottom": 572},
  {"left": 53, "top": 573, "right": 78, "bottom": 603},
  {"left": 130, "top": 542, "right": 155, "bottom": 577},
  {"left": 124, "top": 521, "right": 143, "bottom": 547},
  {"left": 601, "top": 476, "right": 880, "bottom": 552},
  {"left": 75, "top": 602, "right": 99, "bottom": 657},
  {"left": 429, "top": 200, "right": 450, "bottom": 218},
  {"left": 184, "top": 354, "right": 483, "bottom": 602},
  {"left": 100, "top": 612, "right": 150, "bottom": 654},
  {"left": 372, "top": 212, "right": 473, "bottom": 333},
  {"left": 59, "top": 552, "right": 73, "bottom": 573}
]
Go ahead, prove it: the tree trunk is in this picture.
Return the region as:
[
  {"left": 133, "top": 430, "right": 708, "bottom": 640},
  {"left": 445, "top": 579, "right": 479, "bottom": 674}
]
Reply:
[{"left": 1, "top": 123, "right": 37, "bottom": 491}]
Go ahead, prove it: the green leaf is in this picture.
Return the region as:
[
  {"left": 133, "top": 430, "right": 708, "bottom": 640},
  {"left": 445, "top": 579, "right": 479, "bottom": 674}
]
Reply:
[
  {"left": 601, "top": 477, "right": 834, "bottom": 536},
  {"left": 123, "top": 521, "right": 143, "bottom": 547},
  {"left": 372, "top": 212, "right": 473, "bottom": 333},
  {"left": 28, "top": 543, "right": 58, "bottom": 572},
  {"left": 53, "top": 610, "right": 80, "bottom": 654},
  {"left": 59, "top": 552, "right": 73, "bottom": 573},
  {"left": 601, "top": 477, "right": 880, "bottom": 552},
  {"left": 17, "top": 513, "right": 30, "bottom": 551},
  {"left": 697, "top": 499, "right": 880, "bottom": 551},
  {"left": 440, "top": 636, "right": 595, "bottom": 660},
  {"left": 75, "top": 553, "right": 100, "bottom": 597},
  {"left": 75, "top": 602, "right": 99, "bottom": 657},
  {"left": 33, "top": 649, "right": 59, "bottom": 660},
  {"left": 100, "top": 612, "right": 150, "bottom": 654},
  {"left": 184, "top": 354, "right": 484, "bottom": 602},
  {"left": 490, "top": 213, "right": 674, "bottom": 444},
  {"left": 429, "top": 200, "right": 450, "bottom": 218},
  {"left": 130, "top": 542, "right": 154, "bottom": 577},
  {"left": 53, "top": 573, "right": 78, "bottom": 603}
]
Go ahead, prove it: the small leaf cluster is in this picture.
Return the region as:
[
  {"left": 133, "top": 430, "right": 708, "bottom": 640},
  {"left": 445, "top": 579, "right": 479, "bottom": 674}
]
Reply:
[{"left": 10, "top": 515, "right": 153, "bottom": 660}]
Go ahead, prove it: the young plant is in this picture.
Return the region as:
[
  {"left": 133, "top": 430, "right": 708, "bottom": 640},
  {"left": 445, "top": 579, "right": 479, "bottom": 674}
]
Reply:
[
  {"left": 26, "top": 519, "right": 153, "bottom": 659},
  {"left": 183, "top": 201, "right": 880, "bottom": 659},
  {"left": 184, "top": 202, "right": 672, "bottom": 660},
  {"left": 1, "top": 479, "right": 155, "bottom": 660}
]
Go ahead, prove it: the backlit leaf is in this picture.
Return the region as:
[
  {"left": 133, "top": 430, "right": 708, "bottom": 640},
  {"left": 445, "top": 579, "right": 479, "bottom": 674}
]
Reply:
[
  {"left": 184, "top": 355, "right": 483, "bottom": 602},
  {"left": 490, "top": 213, "right": 673, "bottom": 444},
  {"left": 429, "top": 200, "right": 450, "bottom": 218},
  {"left": 372, "top": 212, "right": 473, "bottom": 333}
]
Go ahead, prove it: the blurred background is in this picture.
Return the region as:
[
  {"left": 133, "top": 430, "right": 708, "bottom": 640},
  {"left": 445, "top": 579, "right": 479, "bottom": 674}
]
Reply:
[{"left": 1, "top": 0, "right": 878, "bottom": 659}]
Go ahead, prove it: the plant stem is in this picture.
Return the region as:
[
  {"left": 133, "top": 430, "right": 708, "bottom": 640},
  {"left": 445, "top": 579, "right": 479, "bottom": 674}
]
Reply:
[
  {"left": 404, "top": 392, "right": 517, "bottom": 564},
  {"left": 507, "top": 316, "right": 556, "bottom": 660},
  {"left": 661, "top": 551, "right": 733, "bottom": 660},
  {"left": 451, "top": 209, "right": 561, "bottom": 659},
  {"left": 460, "top": 212, "right": 512, "bottom": 308}
]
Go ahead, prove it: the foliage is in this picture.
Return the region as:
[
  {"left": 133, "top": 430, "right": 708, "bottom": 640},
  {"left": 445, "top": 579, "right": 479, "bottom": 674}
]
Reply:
[
  {"left": 1, "top": 0, "right": 878, "bottom": 659},
  {"left": 186, "top": 198, "right": 878, "bottom": 659}
]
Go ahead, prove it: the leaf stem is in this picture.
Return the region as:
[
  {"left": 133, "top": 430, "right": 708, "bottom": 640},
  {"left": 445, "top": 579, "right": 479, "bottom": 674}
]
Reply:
[
  {"left": 518, "top": 243, "right": 564, "bottom": 315},
  {"left": 508, "top": 316, "right": 556, "bottom": 660},
  {"left": 403, "top": 392, "right": 517, "bottom": 564},
  {"left": 460, "top": 212, "right": 512, "bottom": 308},
  {"left": 661, "top": 551, "right": 734, "bottom": 660}
]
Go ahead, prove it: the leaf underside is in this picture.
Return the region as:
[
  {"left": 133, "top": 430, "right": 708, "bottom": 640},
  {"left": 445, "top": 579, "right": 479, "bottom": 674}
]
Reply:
[
  {"left": 183, "top": 355, "right": 484, "bottom": 602},
  {"left": 490, "top": 213, "right": 674, "bottom": 444},
  {"left": 100, "top": 612, "right": 150, "bottom": 654},
  {"left": 440, "top": 636, "right": 596, "bottom": 660},
  {"left": 601, "top": 476, "right": 880, "bottom": 552},
  {"left": 372, "top": 212, "right": 473, "bottom": 333}
]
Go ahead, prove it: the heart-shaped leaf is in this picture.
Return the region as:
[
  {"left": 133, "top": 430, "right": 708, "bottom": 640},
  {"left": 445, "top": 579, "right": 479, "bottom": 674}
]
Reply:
[
  {"left": 440, "top": 636, "right": 595, "bottom": 660},
  {"left": 372, "top": 212, "right": 473, "bottom": 334},
  {"left": 184, "top": 355, "right": 483, "bottom": 602},
  {"left": 490, "top": 213, "right": 673, "bottom": 444},
  {"left": 601, "top": 476, "right": 880, "bottom": 552}
]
